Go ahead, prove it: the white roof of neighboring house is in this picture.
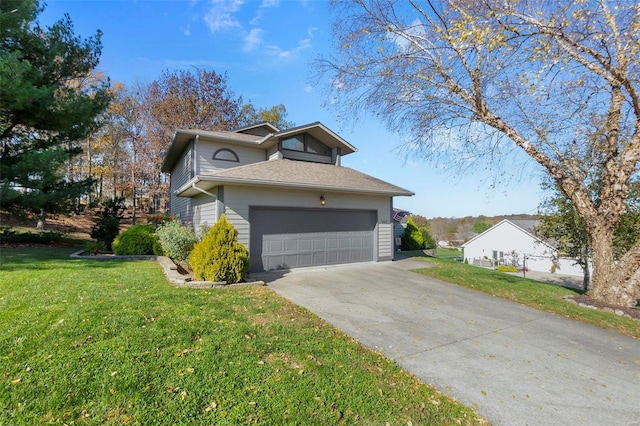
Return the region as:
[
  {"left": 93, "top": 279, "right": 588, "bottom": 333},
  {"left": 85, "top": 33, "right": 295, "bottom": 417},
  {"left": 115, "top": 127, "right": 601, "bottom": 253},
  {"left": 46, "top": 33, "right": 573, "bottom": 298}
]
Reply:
[{"left": 461, "top": 219, "right": 556, "bottom": 251}]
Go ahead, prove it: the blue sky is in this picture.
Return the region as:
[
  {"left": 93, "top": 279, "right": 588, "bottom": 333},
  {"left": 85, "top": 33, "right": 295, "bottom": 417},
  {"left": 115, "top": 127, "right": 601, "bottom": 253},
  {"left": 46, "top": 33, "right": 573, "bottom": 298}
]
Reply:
[{"left": 39, "top": 0, "right": 545, "bottom": 218}]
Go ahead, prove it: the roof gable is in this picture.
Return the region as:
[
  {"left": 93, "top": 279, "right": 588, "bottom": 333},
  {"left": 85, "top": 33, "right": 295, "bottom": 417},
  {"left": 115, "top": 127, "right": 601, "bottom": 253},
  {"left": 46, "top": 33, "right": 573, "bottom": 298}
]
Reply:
[
  {"left": 461, "top": 219, "right": 555, "bottom": 251},
  {"left": 161, "top": 122, "right": 357, "bottom": 173},
  {"left": 233, "top": 122, "right": 280, "bottom": 136}
]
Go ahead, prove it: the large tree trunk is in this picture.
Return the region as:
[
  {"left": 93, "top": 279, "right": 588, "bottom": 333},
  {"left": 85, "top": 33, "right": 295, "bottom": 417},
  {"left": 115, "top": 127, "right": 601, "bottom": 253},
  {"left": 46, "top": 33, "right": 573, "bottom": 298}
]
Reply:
[
  {"left": 587, "top": 226, "right": 638, "bottom": 307},
  {"left": 581, "top": 263, "right": 590, "bottom": 292}
]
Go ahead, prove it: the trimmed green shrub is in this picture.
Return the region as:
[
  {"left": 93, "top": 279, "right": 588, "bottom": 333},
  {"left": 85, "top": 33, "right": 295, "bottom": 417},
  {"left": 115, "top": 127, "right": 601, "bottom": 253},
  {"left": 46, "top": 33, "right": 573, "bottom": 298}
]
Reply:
[
  {"left": 497, "top": 265, "right": 518, "bottom": 273},
  {"left": 188, "top": 214, "right": 249, "bottom": 284},
  {"left": 156, "top": 220, "right": 197, "bottom": 262},
  {"left": 420, "top": 227, "right": 437, "bottom": 250},
  {"left": 0, "top": 228, "right": 66, "bottom": 244},
  {"left": 112, "top": 225, "right": 158, "bottom": 255},
  {"left": 401, "top": 217, "right": 424, "bottom": 251},
  {"left": 91, "top": 197, "right": 125, "bottom": 250},
  {"left": 153, "top": 238, "right": 165, "bottom": 256}
]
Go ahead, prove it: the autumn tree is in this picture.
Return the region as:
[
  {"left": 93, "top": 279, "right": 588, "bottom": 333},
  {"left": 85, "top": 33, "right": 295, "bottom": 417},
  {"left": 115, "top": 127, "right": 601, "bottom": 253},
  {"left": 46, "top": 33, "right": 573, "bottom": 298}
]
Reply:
[
  {"left": 142, "top": 69, "right": 243, "bottom": 210},
  {"left": 536, "top": 181, "right": 640, "bottom": 291},
  {"left": 320, "top": 0, "right": 640, "bottom": 307},
  {"left": 238, "top": 103, "right": 295, "bottom": 129},
  {"left": 0, "top": 0, "right": 109, "bottom": 215},
  {"left": 101, "top": 82, "right": 148, "bottom": 222}
]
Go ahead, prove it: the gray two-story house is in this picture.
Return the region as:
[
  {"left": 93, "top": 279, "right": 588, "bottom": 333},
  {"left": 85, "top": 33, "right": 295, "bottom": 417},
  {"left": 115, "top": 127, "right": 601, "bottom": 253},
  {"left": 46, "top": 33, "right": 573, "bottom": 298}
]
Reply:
[{"left": 161, "top": 122, "right": 413, "bottom": 272}]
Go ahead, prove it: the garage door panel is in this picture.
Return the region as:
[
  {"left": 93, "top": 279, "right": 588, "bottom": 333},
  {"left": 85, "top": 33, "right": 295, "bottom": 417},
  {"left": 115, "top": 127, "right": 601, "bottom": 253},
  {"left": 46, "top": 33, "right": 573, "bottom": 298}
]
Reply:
[
  {"left": 266, "top": 240, "right": 284, "bottom": 252},
  {"left": 250, "top": 208, "right": 376, "bottom": 272},
  {"left": 284, "top": 239, "right": 298, "bottom": 251},
  {"left": 299, "top": 238, "right": 313, "bottom": 251},
  {"left": 314, "top": 239, "right": 326, "bottom": 250},
  {"left": 325, "top": 252, "right": 339, "bottom": 264},
  {"left": 326, "top": 237, "right": 339, "bottom": 249}
]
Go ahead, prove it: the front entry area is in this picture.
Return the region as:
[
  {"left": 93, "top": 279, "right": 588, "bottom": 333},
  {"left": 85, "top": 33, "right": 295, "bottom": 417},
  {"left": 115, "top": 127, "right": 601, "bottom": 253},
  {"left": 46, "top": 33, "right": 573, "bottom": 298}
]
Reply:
[{"left": 249, "top": 207, "right": 377, "bottom": 272}]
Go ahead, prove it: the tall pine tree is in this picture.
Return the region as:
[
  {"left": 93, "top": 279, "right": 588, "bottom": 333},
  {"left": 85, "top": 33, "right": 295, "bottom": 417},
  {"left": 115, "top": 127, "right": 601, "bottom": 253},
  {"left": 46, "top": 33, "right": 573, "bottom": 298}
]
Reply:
[{"left": 0, "top": 0, "right": 110, "bottom": 215}]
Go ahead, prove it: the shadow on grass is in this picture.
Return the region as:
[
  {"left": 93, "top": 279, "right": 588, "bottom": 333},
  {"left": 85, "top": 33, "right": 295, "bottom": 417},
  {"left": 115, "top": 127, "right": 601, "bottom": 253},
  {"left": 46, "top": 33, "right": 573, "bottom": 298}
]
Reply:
[{"left": 0, "top": 246, "right": 155, "bottom": 273}]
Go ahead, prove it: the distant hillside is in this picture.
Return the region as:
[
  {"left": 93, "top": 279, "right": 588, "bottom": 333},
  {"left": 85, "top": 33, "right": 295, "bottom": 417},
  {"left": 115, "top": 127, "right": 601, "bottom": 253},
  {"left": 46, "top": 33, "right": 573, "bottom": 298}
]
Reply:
[{"left": 427, "top": 213, "right": 540, "bottom": 245}]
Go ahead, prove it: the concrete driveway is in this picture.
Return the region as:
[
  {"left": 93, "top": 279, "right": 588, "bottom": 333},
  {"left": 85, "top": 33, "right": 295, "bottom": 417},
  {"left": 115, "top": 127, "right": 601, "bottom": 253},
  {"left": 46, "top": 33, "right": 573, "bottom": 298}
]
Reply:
[{"left": 259, "top": 258, "right": 640, "bottom": 426}]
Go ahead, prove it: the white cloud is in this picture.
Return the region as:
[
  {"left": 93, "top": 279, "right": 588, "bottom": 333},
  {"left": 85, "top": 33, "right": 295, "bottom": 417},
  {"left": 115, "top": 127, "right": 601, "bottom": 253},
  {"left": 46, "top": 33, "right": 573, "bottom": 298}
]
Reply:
[
  {"left": 180, "top": 24, "right": 191, "bottom": 36},
  {"left": 204, "top": 0, "right": 244, "bottom": 32},
  {"left": 260, "top": 0, "right": 279, "bottom": 8},
  {"left": 243, "top": 28, "right": 264, "bottom": 52},
  {"left": 304, "top": 85, "right": 313, "bottom": 93},
  {"left": 307, "top": 26, "right": 317, "bottom": 38},
  {"left": 265, "top": 38, "right": 311, "bottom": 58}
]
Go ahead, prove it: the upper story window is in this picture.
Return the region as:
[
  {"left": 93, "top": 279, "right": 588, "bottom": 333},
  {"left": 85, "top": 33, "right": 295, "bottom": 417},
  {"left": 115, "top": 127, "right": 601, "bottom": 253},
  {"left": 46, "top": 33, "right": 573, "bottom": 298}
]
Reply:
[
  {"left": 281, "top": 133, "right": 330, "bottom": 156},
  {"left": 282, "top": 135, "right": 305, "bottom": 151},
  {"left": 212, "top": 148, "right": 240, "bottom": 162}
]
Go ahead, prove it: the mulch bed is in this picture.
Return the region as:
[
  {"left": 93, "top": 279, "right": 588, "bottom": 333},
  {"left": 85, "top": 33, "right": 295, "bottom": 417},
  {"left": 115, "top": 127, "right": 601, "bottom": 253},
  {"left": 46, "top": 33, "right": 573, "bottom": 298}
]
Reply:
[{"left": 569, "top": 295, "right": 640, "bottom": 321}]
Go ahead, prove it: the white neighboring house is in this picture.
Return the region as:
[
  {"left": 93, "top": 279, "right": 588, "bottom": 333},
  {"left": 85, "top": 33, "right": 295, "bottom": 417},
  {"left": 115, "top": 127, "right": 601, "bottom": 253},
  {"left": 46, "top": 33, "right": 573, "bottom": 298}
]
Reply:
[{"left": 462, "top": 219, "right": 585, "bottom": 276}]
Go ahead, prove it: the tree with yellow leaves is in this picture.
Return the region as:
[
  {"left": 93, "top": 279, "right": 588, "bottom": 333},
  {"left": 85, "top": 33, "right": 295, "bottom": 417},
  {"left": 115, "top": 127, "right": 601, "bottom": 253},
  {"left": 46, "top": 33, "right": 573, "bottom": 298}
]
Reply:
[{"left": 320, "top": 0, "right": 640, "bottom": 307}]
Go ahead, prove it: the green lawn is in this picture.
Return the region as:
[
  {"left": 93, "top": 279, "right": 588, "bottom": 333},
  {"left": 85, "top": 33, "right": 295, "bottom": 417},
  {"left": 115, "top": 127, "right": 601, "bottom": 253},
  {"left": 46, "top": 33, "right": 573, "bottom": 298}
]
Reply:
[
  {"left": 0, "top": 246, "right": 487, "bottom": 425},
  {"left": 407, "top": 249, "right": 640, "bottom": 339}
]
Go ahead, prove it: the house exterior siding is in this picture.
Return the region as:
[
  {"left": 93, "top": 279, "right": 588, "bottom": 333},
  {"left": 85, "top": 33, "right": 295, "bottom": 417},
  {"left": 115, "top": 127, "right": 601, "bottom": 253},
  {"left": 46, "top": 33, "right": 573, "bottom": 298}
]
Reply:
[
  {"left": 169, "top": 143, "right": 193, "bottom": 221},
  {"left": 377, "top": 222, "right": 393, "bottom": 260},
  {"left": 222, "top": 186, "right": 392, "bottom": 259},
  {"left": 196, "top": 141, "right": 266, "bottom": 174},
  {"left": 191, "top": 193, "right": 218, "bottom": 228}
]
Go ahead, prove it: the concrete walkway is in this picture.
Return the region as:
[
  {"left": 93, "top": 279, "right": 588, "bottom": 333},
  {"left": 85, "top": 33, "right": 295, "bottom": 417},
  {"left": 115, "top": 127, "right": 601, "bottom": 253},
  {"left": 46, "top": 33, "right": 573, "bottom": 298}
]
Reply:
[{"left": 258, "top": 258, "right": 640, "bottom": 426}]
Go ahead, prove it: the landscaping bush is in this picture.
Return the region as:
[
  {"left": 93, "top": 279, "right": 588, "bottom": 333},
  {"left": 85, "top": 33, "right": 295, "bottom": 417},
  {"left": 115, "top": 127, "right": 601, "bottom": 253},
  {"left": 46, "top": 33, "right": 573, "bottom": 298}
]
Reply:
[
  {"left": 147, "top": 212, "right": 176, "bottom": 228},
  {"left": 188, "top": 214, "right": 249, "bottom": 283},
  {"left": 401, "top": 217, "right": 424, "bottom": 251},
  {"left": 497, "top": 265, "right": 518, "bottom": 273},
  {"left": 0, "top": 227, "right": 66, "bottom": 244},
  {"left": 112, "top": 225, "right": 158, "bottom": 255},
  {"left": 153, "top": 238, "right": 165, "bottom": 256},
  {"left": 90, "top": 197, "right": 125, "bottom": 250},
  {"left": 421, "top": 227, "right": 437, "bottom": 250},
  {"left": 156, "top": 220, "right": 197, "bottom": 262}
]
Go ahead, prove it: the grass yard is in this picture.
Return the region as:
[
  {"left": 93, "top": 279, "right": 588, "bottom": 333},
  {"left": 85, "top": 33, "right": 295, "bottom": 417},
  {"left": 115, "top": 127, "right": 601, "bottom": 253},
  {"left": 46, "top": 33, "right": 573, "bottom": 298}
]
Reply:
[
  {"left": 408, "top": 249, "right": 640, "bottom": 339},
  {"left": 0, "top": 246, "right": 486, "bottom": 425}
]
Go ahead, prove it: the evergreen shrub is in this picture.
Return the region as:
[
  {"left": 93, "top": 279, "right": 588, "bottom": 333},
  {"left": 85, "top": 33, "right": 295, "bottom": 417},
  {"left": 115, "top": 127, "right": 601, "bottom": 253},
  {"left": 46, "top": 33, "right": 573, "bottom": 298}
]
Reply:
[
  {"left": 91, "top": 197, "right": 125, "bottom": 250},
  {"left": 401, "top": 217, "right": 424, "bottom": 251},
  {"left": 156, "top": 220, "right": 197, "bottom": 262},
  {"left": 112, "top": 225, "right": 158, "bottom": 255},
  {"left": 421, "top": 227, "right": 437, "bottom": 250},
  {"left": 188, "top": 215, "right": 249, "bottom": 283}
]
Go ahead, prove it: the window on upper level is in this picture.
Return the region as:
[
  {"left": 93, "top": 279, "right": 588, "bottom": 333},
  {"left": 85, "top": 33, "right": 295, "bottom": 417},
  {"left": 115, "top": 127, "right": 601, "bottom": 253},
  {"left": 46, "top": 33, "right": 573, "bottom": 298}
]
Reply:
[
  {"left": 280, "top": 133, "right": 330, "bottom": 155},
  {"left": 212, "top": 148, "right": 240, "bottom": 162},
  {"left": 282, "top": 135, "right": 305, "bottom": 151}
]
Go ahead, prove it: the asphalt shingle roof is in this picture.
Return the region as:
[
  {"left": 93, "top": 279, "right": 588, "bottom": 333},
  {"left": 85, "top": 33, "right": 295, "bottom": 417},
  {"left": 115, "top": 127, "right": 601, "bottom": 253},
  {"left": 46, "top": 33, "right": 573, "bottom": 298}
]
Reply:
[{"left": 194, "top": 159, "right": 413, "bottom": 196}]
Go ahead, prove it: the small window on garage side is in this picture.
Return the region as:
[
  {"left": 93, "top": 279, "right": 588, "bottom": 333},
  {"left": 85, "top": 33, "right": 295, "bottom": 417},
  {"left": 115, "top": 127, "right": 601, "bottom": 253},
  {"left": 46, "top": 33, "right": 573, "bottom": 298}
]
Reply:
[{"left": 213, "top": 148, "right": 239, "bottom": 162}]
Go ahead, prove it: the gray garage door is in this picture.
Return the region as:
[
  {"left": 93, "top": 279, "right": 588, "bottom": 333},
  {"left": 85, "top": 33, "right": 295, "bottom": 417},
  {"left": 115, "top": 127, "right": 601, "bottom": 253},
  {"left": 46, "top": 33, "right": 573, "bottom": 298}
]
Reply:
[{"left": 249, "top": 207, "right": 377, "bottom": 272}]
